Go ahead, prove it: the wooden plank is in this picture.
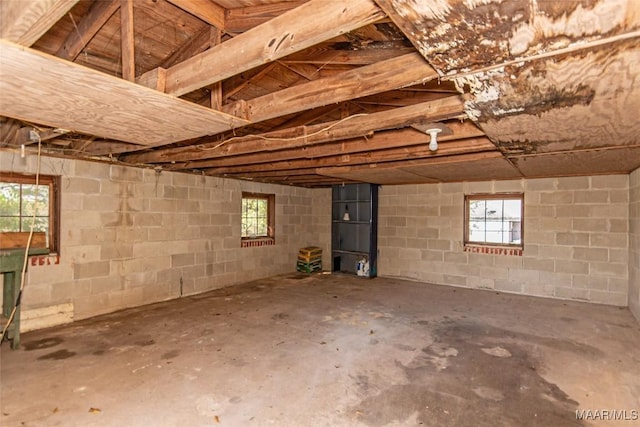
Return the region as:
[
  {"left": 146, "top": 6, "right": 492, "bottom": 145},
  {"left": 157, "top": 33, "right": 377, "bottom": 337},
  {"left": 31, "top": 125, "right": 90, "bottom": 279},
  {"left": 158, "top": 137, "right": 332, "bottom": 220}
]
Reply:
[
  {"left": 120, "top": 0, "right": 135, "bottom": 81},
  {"left": 56, "top": 0, "right": 119, "bottom": 60},
  {"left": 135, "top": 67, "right": 166, "bottom": 92},
  {"left": 170, "top": 136, "right": 495, "bottom": 171},
  {"left": 159, "top": 26, "right": 213, "bottom": 69},
  {"left": 316, "top": 152, "right": 506, "bottom": 181},
  {"left": 203, "top": 152, "right": 504, "bottom": 178},
  {"left": 122, "top": 96, "right": 466, "bottom": 163},
  {"left": 210, "top": 28, "right": 223, "bottom": 110},
  {"left": 159, "top": 0, "right": 385, "bottom": 96},
  {"left": 281, "top": 41, "right": 414, "bottom": 65},
  {"left": 10, "top": 127, "right": 69, "bottom": 146},
  {"left": 0, "top": 232, "right": 47, "bottom": 250},
  {"left": 165, "top": 0, "right": 225, "bottom": 29},
  {"left": 0, "top": 117, "right": 22, "bottom": 146},
  {"left": 223, "top": 53, "right": 439, "bottom": 123},
  {"left": 0, "top": 0, "right": 79, "bottom": 46},
  {"left": 225, "top": 1, "right": 306, "bottom": 33},
  {"left": 509, "top": 147, "right": 640, "bottom": 177},
  {"left": 313, "top": 156, "right": 522, "bottom": 185},
  {"left": 0, "top": 40, "right": 248, "bottom": 146}
]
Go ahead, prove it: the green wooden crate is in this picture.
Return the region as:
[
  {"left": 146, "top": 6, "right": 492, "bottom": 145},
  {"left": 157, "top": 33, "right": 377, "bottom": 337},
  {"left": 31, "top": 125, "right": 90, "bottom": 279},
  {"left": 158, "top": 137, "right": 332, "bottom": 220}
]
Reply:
[{"left": 296, "top": 259, "right": 322, "bottom": 273}]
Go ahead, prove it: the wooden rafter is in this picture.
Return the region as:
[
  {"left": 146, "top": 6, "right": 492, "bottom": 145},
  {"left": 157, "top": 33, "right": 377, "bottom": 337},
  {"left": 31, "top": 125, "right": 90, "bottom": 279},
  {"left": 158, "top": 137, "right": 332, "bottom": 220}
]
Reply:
[
  {"left": 122, "top": 96, "right": 466, "bottom": 164},
  {"left": 172, "top": 135, "right": 494, "bottom": 171},
  {"left": 194, "top": 142, "right": 498, "bottom": 175},
  {"left": 149, "top": 0, "right": 385, "bottom": 96},
  {"left": 222, "top": 53, "right": 439, "bottom": 123},
  {"left": 165, "top": 0, "right": 225, "bottom": 30},
  {"left": 159, "top": 26, "right": 215, "bottom": 69},
  {"left": 224, "top": 1, "right": 306, "bottom": 33},
  {"left": 0, "top": 0, "right": 79, "bottom": 46},
  {"left": 56, "top": 0, "right": 119, "bottom": 61},
  {"left": 281, "top": 41, "right": 414, "bottom": 65}
]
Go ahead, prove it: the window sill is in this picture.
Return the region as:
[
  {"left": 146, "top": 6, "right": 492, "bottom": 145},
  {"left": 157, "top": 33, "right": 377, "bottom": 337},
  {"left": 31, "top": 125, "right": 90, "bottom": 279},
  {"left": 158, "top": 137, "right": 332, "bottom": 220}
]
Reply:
[
  {"left": 241, "top": 237, "right": 275, "bottom": 248},
  {"left": 463, "top": 244, "right": 523, "bottom": 256}
]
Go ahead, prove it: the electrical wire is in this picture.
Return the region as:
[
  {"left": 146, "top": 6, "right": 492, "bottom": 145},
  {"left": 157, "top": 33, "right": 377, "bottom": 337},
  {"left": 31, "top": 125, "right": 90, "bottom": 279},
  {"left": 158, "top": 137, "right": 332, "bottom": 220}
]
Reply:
[
  {"left": 1, "top": 135, "right": 43, "bottom": 345},
  {"left": 197, "top": 113, "right": 370, "bottom": 152}
]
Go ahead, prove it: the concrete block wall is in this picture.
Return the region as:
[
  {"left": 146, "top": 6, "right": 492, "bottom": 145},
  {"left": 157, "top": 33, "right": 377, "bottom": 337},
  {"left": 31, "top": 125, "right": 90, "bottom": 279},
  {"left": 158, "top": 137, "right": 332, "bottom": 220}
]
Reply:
[
  {"left": 378, "top": 175, "right": 630, "bottom": 306},
  {"left": 1, "top": 152, "right": 322, "bottom": 330},
  {"left": 310, "top": 188, "right": 332, "bottom": 267},
  {"left": 630, "top": 168, "right": 640, "bottom": 321}
]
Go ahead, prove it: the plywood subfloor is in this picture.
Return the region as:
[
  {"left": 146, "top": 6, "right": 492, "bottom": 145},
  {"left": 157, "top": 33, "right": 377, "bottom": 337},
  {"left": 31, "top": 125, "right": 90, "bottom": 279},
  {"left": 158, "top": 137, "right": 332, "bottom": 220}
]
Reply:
[{"left": 2, "top": 273, "right": 639, "bottom": 426}]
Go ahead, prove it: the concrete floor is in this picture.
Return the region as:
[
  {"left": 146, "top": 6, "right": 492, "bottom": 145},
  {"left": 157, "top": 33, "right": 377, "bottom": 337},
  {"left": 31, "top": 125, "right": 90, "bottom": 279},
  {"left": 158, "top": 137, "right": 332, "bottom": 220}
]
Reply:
[{"left": 2, "top": 273, "right": 639, "bottom": 427}]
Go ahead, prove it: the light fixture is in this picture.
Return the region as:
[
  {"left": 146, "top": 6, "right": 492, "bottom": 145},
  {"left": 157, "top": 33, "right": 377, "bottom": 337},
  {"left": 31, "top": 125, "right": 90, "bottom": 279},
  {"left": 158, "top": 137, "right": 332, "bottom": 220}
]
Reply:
[{"left": 426, "top": 128, "right": 442, "bottom": 151}]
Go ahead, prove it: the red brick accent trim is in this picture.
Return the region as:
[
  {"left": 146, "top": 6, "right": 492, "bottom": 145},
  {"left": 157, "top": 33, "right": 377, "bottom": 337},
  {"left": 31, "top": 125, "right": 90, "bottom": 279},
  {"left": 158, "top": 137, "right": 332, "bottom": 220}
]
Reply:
[
  {"left": 241, "top": 238, "right": 275, "bottom": 248},
  {"left": 464, "top": 245, "right": 523, "bottom": 256}
]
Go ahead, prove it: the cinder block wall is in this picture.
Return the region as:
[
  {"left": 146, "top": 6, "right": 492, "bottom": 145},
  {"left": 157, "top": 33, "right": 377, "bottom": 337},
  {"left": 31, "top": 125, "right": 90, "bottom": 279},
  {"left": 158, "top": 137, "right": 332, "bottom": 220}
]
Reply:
[
  {"left": 378, "top": 176, "right": 630, "bottom": 306},
  {"left": 630, "top": 168, "right": 640, "bottom": 321},
  {"left": 311, "top": 188, "right": 332, "bottom": 267},
  {"left": 1, "top": 153, "right": 323, "bottom": 330}
]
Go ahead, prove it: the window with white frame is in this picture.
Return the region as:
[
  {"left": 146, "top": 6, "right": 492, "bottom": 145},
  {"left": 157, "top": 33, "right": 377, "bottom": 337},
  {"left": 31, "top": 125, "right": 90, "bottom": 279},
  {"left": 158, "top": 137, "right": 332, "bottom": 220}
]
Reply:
[{"left": 465, "top": 194, "right": 523, "bottom": 247}]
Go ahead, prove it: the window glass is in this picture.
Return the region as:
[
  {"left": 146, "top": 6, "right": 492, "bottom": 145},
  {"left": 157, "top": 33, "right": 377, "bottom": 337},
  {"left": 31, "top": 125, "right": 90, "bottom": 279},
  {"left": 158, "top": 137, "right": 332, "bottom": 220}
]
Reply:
[
  {"left": 241, "top": 193, "right": 274, "bottom": 239},
  {"left": 466, "top": 195, "right": 523, "bottom": 246}
]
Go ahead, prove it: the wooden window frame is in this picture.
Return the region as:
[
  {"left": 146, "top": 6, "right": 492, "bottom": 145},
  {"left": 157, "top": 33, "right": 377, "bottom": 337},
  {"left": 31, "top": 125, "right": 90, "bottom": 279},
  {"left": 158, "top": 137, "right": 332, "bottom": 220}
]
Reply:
[
  {"left": 0, "top": 172, "right": 60, "bottom": 253},
  {"left": 241, "top": 192, "right": 275, "bottom": 241},
  {"left": 464, "top": 193, "right": 524, "bottom": 248}
]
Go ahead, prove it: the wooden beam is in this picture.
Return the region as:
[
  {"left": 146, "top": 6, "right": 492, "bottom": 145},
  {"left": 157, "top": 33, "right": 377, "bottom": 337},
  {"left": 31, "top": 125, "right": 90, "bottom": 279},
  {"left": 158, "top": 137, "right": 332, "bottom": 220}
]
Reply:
[
  {"left": 135, "top": 67, "right": 166, "bottom": 92},
  {"left": 225, "top": 1, "right": 306, "bottom": 33},
  {"left": 222, "top": 63, "right": 278, "bottom": 101},
  {"left": 316, "top": 151, "right": 505, "bottom": 177},
  {"left": 160, "top": 25, "right": 214, "bottom": 69},
  {"left": 210, "top": 28, "right": 223, "bottom": 110},
  {"left": 0, "top": 117, "right": 22, "bottom": 146},
  {"left": 82, "top": 141, "right": 146, "bottom": 156},
  {"left": 165, "top": 0, "right": 225, "bottom": 30},
  {"left": 158, "top": 0, "right": 385, "bottom": 96},
  {"left": 56, "top": 0, "right": 119, "bottom": 60},
  {"left": 270, "top": 105, "right": 341, "bottom": 130},
  {"left": 223, "top": 53, "right": 439, "bottom": 124},
  {"left": 170, "top": 136, "right": 495, "bottom": 171},
  {"left": 122, "top": 96, "right": 466, "bottom": 164},
  {"left": 0, "top": 0, "right": 79, "bottom": 46},
  {"left": 281, "top": 41, "right": 414, "bottom": 66},
  {"left": 0, "top": 40, "right": 248, "bottom": 146},
  {"left": 120, "top": 0, "right": 135, "bottom": 81}
]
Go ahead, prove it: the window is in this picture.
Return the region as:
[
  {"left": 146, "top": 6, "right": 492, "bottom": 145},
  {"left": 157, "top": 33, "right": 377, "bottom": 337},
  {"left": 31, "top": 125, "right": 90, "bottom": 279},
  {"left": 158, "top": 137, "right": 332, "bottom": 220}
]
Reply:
[
  {"left": 0, "top": 173, "right": 59, "bottom": 252},
  {"left": 465, "top": 194, "right": 523, "bottom": 247},
  {"left": 241, "top": 192, "right": 274, "bottom": 240}
]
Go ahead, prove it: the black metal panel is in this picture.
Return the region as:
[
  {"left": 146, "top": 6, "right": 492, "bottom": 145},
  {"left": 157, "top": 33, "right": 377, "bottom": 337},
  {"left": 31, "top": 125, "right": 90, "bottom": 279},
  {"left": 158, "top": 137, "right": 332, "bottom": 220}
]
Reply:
[{"left": 331, "top": 183, "right": 378, "bottom": 277}]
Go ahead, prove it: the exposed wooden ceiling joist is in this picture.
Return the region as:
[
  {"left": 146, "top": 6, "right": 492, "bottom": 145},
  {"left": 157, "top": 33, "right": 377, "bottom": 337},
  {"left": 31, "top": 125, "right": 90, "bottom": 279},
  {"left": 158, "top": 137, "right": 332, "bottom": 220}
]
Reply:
[
  {"left": 172, "top": 136, "right": 495, "bottom": 171},
  {"left": 55, "top": 0, "right": 119, "bottom": 61},
  {"left": 159, "top": 26, "right": 215, "bottom": 69},
  {"left": 142, "top": 0, "right": 385, "bottom": 96},
  {"left": 0, "top": 40, "right": 248, "bottom": 146},
  {"left": 189, "top": 136, "right": 496, "bottom": 175},
  {"left": 222, "top": 53, "right": 440, "bottom": 123},
  {"left": 224, "top": 1, "right": 307, "bottom": 33},
  {"left": 123, "top": 96, "right": 466, "bottom": 164},
  {"left": 316, "top": 152, "right": 509, "bottom": 182},
  {"left": 0, "top": 0, "right": 79, "bottom": 46},
  {"left": 280, "top": 41, "right": 414, "bottom": 65},
  {"left": 165, "top": 0, "right": 225, "bottom": 30}
]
